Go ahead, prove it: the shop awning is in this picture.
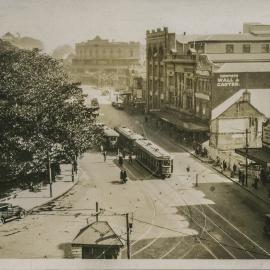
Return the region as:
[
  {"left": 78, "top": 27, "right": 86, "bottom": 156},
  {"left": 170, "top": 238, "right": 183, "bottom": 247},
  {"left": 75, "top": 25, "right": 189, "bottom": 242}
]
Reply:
[
  {"left": 151, "top": 111, "right": 209, "bottom": 133},
  {"left": 235, "top": 147, "right": 270, "bottom": 166}
]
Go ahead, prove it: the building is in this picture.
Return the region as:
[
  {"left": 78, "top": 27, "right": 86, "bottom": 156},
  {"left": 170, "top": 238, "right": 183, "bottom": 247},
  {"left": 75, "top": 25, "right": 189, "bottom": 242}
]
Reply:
[
  {"left": 71, "top": 221, "right": 123, "bottom": 259},
  {"left": 71, "top": 36, "right": 140, "bottom": 88},
  {"left": 204, "top": 89, "right": 270, "bottom": 175},
  {"left": 210, "top": 89, "right": 269, "bottom": 151},
  {"left": 145, "top": 23, "right": 270, "bottom": 142}
]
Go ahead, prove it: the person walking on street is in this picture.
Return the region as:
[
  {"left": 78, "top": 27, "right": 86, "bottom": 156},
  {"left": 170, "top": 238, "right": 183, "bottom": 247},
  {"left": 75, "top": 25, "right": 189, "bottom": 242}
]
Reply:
[
  {"left": 100, "top": 144, "right": 104, "bottom": 153},
  {"left": 103, "top": 151, "right": 107, "bottom": 162},
  {"left": 128, "top": 153, "right": 133, "bottom": 164},
  {"left": 123, "top": 170, "right": 127, "bottom": 183},
  {"left": 120, "top": 169, "right": 124, "bottom": 184},
  {"left": 119, "top": 155, "right": 123, "bottom": 166}
]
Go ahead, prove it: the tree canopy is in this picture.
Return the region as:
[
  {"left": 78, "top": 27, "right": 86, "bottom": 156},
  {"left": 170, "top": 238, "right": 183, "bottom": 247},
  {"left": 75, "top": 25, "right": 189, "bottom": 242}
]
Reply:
[{"left": 0, "top": 40, "right": 101, "bottom": 183}]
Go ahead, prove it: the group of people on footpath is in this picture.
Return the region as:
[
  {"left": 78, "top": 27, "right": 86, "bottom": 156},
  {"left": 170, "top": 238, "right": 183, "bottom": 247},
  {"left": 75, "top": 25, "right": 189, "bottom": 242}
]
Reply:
[{"left": 118, "top": 149, "right": 133, "bottom": 184}]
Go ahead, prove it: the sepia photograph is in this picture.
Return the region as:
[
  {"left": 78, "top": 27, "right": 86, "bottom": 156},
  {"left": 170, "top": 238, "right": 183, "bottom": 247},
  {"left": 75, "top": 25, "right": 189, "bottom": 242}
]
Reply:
[{"left": 1, "top": 0, "right": 270, "bottom": 269}]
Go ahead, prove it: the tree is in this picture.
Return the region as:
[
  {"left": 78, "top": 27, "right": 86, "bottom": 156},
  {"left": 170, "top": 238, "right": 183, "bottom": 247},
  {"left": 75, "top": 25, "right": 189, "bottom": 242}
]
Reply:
[{"left": 0, "top": 40, "right": 101, "bottom": 183}]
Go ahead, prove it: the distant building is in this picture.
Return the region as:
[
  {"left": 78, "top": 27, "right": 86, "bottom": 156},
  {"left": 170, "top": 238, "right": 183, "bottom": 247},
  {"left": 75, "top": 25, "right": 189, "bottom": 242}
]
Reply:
[
  {"left": 1, "top": 32, "right": 44, "bottom": 50},
  {"left": 71, "top": 36, "right": 141, "bottom": 88}
]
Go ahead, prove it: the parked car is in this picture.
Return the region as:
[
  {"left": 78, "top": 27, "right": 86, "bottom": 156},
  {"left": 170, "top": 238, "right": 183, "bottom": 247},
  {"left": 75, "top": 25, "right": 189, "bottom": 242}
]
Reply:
[{"left": 0, "top": 203, "right": 26, "bottom": 225}]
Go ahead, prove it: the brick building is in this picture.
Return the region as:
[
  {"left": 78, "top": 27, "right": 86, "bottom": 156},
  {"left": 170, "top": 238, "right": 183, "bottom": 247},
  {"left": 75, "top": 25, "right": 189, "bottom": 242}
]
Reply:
[
  {"left": 71, "top": 36, "right": 140, "bottom": 88},
  {"left": 145, "top": 23, "right": 270, "bottom": 142}
]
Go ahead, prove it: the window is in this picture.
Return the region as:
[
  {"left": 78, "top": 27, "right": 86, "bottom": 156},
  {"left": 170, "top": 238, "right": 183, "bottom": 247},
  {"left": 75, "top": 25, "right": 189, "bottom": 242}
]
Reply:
[
  {"left": 226, "top": 44, "right": 234, "bottom": 53},
  {"left": 262, "top": 44, "right": 269, "bottom": 53},
  {"left": 243, "top": 44, "right": 251, "bottom": 53},
  {"left": 130, "top": 50, "right": 133, "bottom": 57}
]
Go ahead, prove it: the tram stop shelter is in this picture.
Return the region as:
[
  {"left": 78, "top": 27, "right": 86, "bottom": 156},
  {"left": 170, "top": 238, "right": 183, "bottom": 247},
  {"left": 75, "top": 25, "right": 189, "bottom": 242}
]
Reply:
[{"left": 71, "top": 221, "right": 124, "bottom": 259}]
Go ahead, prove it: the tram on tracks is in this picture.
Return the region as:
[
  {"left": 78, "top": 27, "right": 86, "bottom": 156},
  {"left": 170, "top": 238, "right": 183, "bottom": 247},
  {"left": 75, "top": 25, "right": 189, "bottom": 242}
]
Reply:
[
  {"left": 134, "top": 139, "right": 173, "bottom": 179},
  {"left": 102, "top": 126, "right": 119, "bottom": 151},
  {"left": 114, "top": 126, "right": 144, "bottom": 153}
]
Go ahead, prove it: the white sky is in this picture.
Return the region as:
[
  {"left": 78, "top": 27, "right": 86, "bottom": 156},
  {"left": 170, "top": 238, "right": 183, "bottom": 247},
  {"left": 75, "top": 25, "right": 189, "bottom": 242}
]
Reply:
[{"left": 0, "top": 0, "right": 270, "bottom": 52}]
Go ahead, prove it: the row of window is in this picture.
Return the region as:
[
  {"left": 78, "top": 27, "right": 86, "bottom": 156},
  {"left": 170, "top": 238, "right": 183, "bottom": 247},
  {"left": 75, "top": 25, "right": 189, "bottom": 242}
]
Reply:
[
  {"left": 77, "top": 48, "right": 134, "bottom": 57},
  {"left": 226, "top": 43, "right": 270, "bottom": 54}
]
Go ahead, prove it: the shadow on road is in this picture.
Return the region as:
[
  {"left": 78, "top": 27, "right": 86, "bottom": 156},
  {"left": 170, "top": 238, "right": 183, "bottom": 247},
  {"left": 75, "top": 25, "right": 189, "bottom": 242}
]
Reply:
[{"left": 58, "top": 242, "right": 73, "bottom": 258}]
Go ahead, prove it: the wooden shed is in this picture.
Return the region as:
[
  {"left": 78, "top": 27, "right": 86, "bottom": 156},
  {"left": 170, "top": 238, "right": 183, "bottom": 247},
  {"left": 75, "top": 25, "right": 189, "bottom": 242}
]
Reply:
[{"left": 71, "top": 221, "right": 124, "bottom": 259}]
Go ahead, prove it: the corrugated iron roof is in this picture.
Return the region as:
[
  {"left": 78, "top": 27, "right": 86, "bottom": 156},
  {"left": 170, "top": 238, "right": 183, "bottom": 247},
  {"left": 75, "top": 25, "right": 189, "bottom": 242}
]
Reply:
[
  {"left": 72, "top": 221, "right": 123, "bottom": 246},
  {"left": 212, "top": 89, "right": 270, "bottom": 120},
  {"left": 176, "top": 33, "right": 270, "bottom": 43},
  {"left": 207, "top": 53, "right": 270, "bottom": 63},
  {"left": 214, "top": 62, "right": 270, "bottom": 73}
]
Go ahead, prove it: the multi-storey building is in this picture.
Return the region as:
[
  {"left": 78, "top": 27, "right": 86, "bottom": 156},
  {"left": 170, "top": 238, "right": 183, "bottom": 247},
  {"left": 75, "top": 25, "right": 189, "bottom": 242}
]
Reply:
[
  {"left": 71, "top": 36, "right": 140, "bottom": 88},
  {"left": 145, "top": 23, "right": 270, "bottom": 142}
]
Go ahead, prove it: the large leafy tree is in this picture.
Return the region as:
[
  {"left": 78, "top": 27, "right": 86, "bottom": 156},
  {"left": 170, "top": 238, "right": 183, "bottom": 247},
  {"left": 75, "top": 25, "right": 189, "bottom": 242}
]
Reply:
[{"left": 0, "top": 40, "right": 101, "bottom": 183}]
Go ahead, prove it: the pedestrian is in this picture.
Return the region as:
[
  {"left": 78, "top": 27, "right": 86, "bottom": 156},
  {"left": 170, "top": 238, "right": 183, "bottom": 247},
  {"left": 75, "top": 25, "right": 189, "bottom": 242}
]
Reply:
[
  {"left": 238, "top": 170, "right": 242, "bottom": 183},
  {"left": 223, "top": 160, "right": 227, "bottom": 172},
  {"left": 120, "top": 169, "right": 124, "bottom": 183},
  {"left": 253, "top": 177, "right": 259, "bottom": 189},
  {"left": 128, "top": 153, "right": 133, "bottom": 164},
  {"left": 103, "top": 150, "right": 107, "bottom": 162},
  {"left": 100, "top": 144, "right": 104, "bottom": 153},
  {"left": 233, "top": 164, "right": 237, "bottom": 177},
  {"left": 119, "top": 155, "right": 123, "bottom": 166},
  {"left": 241, "top": 173, "right": 245, "bottom": 186},
  {"left": 122, "top": 150, "right": 126, "bottom": 159},
  {"left": 123, "top": 170, "right": 128, "bottom": 183},
  {"left": 145, "top": 116, "right": 148, "bottom": 123}
]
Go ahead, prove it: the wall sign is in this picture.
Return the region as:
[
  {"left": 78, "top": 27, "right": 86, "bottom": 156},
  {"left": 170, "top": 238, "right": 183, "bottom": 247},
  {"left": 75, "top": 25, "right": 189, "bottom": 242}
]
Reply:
[
  {"left": 263, "top": 122, "right": 270, "bottom": 147},
  {"left": 216, "top": 74, "right": 240, "bottom": 87}
]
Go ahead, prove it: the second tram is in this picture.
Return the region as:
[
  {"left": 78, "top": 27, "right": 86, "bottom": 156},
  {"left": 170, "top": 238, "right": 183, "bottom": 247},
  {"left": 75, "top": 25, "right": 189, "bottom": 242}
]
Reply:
[
  {"left": 134, "top": 139, "right": 173, "bottom": 179},
  {"left": 114, "top": 126, "right": 144, "bottom": 153},
  {"left": 103, "top": 126, "right": 119, "bottom": 151}
]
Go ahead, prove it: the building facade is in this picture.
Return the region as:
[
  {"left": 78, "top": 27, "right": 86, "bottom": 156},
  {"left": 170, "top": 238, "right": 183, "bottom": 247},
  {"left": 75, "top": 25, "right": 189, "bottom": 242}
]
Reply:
[
  {"left": 145, "top": 23, "right": 270, "bottom": 142},
  {"left": 71, "top": 36, "right": 140, "bottom": 88}
]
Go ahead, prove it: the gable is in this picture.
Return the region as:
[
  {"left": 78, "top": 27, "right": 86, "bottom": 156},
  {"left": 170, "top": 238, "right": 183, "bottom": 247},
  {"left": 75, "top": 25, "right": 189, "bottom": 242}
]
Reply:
[{"left": 219, "top": 101, "right": 264, "bottom": 118}]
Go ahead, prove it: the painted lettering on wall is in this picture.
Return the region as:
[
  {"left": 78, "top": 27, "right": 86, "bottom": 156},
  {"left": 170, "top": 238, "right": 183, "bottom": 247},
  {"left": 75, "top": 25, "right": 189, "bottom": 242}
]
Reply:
[
  {"left": 216, "top": 74, "right": 240, "bottom": 87},
  {"left": 263, "top": 123, "right": 270, "bottom": 147}
]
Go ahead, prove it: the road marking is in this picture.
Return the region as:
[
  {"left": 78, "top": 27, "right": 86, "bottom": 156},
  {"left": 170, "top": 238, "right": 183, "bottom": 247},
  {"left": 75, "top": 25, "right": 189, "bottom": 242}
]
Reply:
[
  {"left": 131, "top": 231, "right": 164, "bottom": 257},
  {"left": 206, "top": 204, "right": 270, "bottom": 257}
]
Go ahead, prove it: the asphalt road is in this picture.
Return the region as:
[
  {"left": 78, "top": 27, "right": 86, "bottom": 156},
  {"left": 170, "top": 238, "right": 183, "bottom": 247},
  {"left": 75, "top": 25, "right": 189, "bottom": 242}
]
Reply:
[{"left": 0, "top": 86, "right": 270, "bottom": 259}]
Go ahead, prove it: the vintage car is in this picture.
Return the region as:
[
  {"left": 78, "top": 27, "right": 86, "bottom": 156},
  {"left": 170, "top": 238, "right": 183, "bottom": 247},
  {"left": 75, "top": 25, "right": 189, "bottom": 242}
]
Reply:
[{"left": 0, "top": 203, "right": 26, "bottom": 225}]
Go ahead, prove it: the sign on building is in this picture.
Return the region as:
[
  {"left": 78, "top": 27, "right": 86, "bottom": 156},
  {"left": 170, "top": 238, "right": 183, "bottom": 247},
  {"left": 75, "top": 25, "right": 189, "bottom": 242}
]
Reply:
[
  {"left": 263, "top": 121, "right": 270, "bottom": 148},
  {"left": 216, "top": 74, "right": 240, "bottom": 88}
]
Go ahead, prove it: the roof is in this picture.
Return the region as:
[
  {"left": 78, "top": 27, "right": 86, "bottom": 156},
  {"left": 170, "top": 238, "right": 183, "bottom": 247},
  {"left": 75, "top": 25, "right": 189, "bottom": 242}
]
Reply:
[
  {"left": 135, "top": 139, "right": 172, "bottom": 159},
  {"left": 176, "top": 33, "right": 270, "bottom": 43},
  {"left": 115, "top": 127, "right": 144, "bottom": 141},
  {"left": 206, "top": 53, "right": 270, "bottom": 63},
  {"left": 235, "top": 147, "right": 270, "bottom": 165},
  {"left": 212, "top": 89, "right": 270, "bottom": 120},
  {"left": 72, "top": 221, "right": 123, "bottom": 246},
  {"left": 215, "top": 62, "right": 270, "bottom": 73},
  {"left": 152, "top": 111, "right": 209, "bottom": 132},
  {"left": 103, "top": 126, "right": 119, "bottom": 137}
]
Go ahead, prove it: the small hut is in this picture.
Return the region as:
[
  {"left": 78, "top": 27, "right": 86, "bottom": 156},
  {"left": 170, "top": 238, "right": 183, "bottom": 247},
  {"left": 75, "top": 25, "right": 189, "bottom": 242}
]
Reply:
[{"left": 71, "top": 221, "right": 124, "bottom": 259}]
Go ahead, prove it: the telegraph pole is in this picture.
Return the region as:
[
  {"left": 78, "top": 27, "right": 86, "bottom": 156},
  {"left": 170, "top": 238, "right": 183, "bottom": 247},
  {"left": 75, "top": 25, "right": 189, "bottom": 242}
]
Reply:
[
  {"left": 47, "top": 152, "right": 53, "bottom": 198},
  {"left": 245, "top": 128, "right": 249, "bottom": 187},
  {"left": 96, "top": 202, "right": 99, "bottom": 222},
  {"left": 126, "top": 213, "right": 131, "bottom": 259}
]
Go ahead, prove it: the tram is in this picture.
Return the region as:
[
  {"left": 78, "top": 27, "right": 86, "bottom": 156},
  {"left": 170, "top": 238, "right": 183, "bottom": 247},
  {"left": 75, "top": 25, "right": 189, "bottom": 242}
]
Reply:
[
  {"left": 103, "top": 126, "right": 119, "bottom": 151},
  {"left": 114, "top": 126, "right": 144, "bottom": 153},
  {"left": 134, "top": 139, "right": 173, "bottom": 179}
]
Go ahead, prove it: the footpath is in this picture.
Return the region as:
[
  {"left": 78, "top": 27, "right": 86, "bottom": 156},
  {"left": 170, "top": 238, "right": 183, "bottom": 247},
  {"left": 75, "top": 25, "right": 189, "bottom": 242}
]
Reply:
[
  {"left": 142, "top": 115, "right": 270, "bottom": 207},
  {"left": 0, "top": 164, "right": 79, "bottom": 211}
]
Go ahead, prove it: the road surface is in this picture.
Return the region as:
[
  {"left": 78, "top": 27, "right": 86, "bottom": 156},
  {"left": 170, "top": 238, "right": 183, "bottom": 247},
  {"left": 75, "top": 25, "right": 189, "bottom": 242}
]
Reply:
[{"left": 0, "top": 86, "right": 270, "bottom": 259}]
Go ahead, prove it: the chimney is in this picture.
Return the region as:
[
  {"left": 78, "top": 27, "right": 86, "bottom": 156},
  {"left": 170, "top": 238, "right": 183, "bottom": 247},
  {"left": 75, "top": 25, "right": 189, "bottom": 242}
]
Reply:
[
  {"left": 242, "top": 89, "right": 251, "bottom": 103},
  {"left": 184, "top": 32, "right": 186, "bottom": 36}
]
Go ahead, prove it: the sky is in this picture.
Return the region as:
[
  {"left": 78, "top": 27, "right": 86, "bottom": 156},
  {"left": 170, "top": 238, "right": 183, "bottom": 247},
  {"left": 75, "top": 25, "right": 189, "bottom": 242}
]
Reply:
[{"left": 0, "top": 0, "right": 270, "bottom": 53}]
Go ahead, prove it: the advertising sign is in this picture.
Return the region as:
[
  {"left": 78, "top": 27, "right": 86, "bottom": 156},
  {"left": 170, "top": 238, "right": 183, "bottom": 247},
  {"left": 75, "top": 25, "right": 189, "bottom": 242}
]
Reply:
[
  {"left": 263, "top": 122, "right": 270, "bottom": 148},
  {"left": 216, "top": 74, "right": 240, "bottom": 87}
]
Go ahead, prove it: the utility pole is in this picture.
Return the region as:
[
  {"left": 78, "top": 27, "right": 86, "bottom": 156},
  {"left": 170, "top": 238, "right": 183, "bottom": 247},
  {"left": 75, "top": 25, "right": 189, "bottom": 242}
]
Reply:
[
  {"left": 71, "top": 163, "right": 74, "bottom": 182},
  {"left": 126, "top": 213, "right": 131, "bottom": 259},
  {"left": 195, "top": 173, "right": 199, "bottom": 187},
  {"left": 47, "top": 152, "right": 53, "bottom": 198},
  {"left": 245, "top": 128, "right": 249, "bottom": 187},
  {"left": 96, "top": 202, "right": 99, "bottom": 222}
]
